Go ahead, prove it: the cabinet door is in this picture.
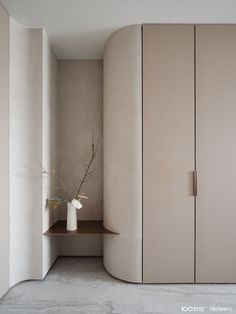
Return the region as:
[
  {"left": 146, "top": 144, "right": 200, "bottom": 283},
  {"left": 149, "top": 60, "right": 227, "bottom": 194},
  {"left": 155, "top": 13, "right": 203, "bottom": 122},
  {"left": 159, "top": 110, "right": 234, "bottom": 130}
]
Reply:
[
  {"left": 196, "top": 25, "right": 236, "bottom": 283},
  {"left": 143, "top": 25, "right": 195, "bottom": 283}
]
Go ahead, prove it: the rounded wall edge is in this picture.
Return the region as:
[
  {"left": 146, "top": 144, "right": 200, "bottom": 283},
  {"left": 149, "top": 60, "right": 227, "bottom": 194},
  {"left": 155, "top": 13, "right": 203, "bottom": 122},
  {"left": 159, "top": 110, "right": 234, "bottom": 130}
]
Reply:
[
  {"left": 103, "top": 236, "right": 142, "bottom": 283},
  {"left": 103, "top": 24, "right": 141, "bottom": 56},
  {"left": 9, "top": 17, "right": 44, "bottom": 287},
  {"left": 103, "top": 24, "right": 142, "bottom": 283}
]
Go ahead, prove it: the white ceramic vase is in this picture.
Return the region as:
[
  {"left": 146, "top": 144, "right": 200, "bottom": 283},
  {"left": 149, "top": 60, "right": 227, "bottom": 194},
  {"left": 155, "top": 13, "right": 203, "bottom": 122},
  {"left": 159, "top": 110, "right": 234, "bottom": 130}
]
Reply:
[
  {"left": 66, "top": 202, "right": 78, "bottom": 231},
  {"left": 66, "top": 200, "right": 83, "bottom": 231}
]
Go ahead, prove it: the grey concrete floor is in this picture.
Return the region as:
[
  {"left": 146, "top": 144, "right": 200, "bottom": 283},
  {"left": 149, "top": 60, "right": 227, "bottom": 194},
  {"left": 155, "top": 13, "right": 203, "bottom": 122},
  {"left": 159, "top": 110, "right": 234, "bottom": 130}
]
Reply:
[{"left": 0, "top": 257, "right": 236, "bottom": 314}]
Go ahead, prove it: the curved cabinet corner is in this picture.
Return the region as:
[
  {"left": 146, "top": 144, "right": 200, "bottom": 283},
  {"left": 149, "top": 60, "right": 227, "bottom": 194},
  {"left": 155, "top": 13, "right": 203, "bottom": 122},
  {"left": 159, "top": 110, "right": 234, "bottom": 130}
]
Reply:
[{"left": 103, "top": 25, "right": 142, "bottom": 283}]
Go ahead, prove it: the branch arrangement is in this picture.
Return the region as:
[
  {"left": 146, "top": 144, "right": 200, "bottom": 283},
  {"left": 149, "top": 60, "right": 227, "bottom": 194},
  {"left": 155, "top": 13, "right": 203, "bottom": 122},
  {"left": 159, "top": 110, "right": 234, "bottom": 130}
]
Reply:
[{"left": 36, "top": 133, "right": 99, "bottom": 209}]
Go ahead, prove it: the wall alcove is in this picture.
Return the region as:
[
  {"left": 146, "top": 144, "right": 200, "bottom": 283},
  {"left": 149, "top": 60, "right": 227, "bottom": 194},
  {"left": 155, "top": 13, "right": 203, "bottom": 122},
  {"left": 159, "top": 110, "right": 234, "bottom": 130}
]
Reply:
[{"left": 0, "top": 4, "right": 105, "bottom": 298}]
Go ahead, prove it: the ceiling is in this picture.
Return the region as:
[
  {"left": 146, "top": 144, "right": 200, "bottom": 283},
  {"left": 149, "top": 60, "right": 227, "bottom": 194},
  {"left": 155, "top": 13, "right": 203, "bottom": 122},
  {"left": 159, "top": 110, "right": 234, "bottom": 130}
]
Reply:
[{"left": 1, "top": 0, "right": 236, "bottom": 59}]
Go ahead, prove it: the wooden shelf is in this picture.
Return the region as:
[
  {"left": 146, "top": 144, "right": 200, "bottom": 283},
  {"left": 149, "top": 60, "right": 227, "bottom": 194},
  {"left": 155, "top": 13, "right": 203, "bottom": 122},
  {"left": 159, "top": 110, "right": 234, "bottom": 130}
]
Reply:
[{"left": 44, "top": 220, "right": 118, "bottom": 236}]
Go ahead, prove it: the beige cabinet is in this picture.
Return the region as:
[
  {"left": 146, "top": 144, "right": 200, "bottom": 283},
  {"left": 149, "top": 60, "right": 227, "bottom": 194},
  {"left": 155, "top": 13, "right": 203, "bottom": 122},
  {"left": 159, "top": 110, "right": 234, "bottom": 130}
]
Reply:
[
  {"left": 143, "top": 25, "right": 195, "bottom": 283},
  {"left": 196, "top": 25, "right": 236, "bottom": 283},
  {"left": 104, "top": 24, "right": 236, "bottom": 284},
  {"left": 143, "top": 24, "right": 236, "bottom": 283}
]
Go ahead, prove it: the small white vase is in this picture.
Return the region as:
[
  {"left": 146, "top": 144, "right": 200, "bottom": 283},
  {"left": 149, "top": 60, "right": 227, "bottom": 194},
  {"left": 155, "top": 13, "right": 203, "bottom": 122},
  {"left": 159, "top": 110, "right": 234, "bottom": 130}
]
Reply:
[{"left": 66, "top": 202, "right": 77, "bottom": 231}]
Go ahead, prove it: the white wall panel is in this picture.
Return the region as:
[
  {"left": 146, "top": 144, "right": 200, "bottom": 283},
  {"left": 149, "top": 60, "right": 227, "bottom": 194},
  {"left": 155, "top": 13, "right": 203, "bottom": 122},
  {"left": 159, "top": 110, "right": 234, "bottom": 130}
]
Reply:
[
  {"left": 42, "top": 30, "right": 58, "bottom": 276},
  {"left": 0, "top": 4, "right": 10, "bottom": 298},
  {"left": 10, "top": 20, "right": 43, "bottom": 285}
]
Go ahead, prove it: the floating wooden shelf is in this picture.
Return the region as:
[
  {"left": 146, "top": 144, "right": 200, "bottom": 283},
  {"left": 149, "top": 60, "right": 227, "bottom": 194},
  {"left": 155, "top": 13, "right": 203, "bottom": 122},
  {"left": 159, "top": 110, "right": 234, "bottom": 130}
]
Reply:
[{"left": 44, "top": 220, "right": 118, "bottom": 236}]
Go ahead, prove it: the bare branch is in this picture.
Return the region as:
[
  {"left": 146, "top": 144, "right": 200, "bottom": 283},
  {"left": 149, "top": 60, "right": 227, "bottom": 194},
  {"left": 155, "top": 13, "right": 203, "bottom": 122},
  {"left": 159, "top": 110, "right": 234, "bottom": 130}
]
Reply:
[
  {"left": 84, "top": 174, "right": 93, "bottom": 183},
  {"left": 80, "top": 160, "right": 88, "bottom": 170},
  {"left": 35, "top": 157, "right": 71, "bottom": 200},
  {"left": 87, "top": 169, "right": 96, "bottom": 176},
  {"left": 75, "top": 134, "right": 99, "bottom": 199},
  {"left": 35, "top": 133, "right": 99, "bottom": 202}
]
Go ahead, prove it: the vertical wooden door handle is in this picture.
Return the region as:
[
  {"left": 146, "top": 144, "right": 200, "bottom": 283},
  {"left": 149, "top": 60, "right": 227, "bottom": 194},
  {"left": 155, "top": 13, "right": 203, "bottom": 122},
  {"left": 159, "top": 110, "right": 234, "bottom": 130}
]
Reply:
[{"left": 193, "top": 170, "right": 197, "bottom": 196}]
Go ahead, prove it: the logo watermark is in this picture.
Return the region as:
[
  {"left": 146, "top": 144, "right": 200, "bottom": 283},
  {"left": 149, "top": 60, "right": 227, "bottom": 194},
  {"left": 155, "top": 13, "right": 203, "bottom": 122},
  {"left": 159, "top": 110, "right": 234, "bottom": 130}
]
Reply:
[{"left": 180, "top": 305, "right": 233, "bottom": 312}]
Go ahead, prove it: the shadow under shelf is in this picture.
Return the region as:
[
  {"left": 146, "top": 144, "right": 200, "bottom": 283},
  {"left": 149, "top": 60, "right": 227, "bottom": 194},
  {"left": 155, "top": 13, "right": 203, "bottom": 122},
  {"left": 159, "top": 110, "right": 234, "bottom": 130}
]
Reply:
[{"left": 44, "top": 220, "right": 118, "bottom": 236}]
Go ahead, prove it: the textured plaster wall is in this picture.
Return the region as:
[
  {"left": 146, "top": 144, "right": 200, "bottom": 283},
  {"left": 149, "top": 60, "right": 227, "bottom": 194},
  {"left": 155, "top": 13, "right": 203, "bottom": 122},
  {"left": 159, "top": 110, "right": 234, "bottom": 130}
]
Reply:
[{"left": 57, "top": 60, "right": 103, "bottom": 255}]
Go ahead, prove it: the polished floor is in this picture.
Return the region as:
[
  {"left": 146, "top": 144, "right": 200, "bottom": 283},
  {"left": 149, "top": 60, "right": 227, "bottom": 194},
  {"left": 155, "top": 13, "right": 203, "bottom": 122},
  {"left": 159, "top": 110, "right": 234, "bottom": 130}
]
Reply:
[{"left": 0, "top": 257, "right": 235, "bottom": 314}]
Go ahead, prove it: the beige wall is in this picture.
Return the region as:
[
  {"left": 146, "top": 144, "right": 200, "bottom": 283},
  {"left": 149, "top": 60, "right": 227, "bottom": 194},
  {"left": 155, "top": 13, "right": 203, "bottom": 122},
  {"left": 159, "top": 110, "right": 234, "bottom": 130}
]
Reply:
[
  {"left": 0, "top": 4, "right": 10, "bottom": 298},
  {"left": 58, "top": 60, "right": 103, "bottom": 255},
  {"left": 103, "top": 25, "right": 142, "bottom": 282}
]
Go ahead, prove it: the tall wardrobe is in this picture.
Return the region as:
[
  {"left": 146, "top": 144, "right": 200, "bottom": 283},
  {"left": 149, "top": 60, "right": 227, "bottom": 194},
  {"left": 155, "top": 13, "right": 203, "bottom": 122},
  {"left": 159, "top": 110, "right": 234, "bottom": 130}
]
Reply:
[{"left": 103, "top": 24, "right": 236, "bottom": 283}]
